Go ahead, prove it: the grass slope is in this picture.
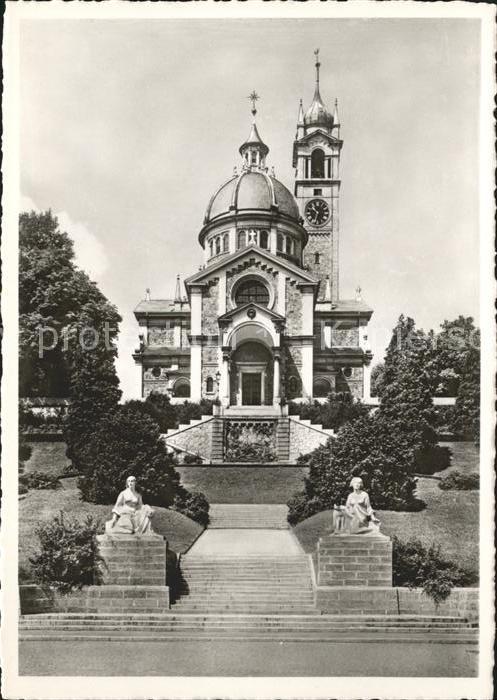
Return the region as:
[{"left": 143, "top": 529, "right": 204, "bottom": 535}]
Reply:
[
  {"left": 293, "top": 442, "right": 479, "bottom": 575},
  {"left": 176, "top": 466, "right": 307, "bottom": 504},
  {"left": 23, "top": 441, "right": 71, "bottom": 476},
  {"left": 19, "top": 479, "right": 204, "bottom": 575}
]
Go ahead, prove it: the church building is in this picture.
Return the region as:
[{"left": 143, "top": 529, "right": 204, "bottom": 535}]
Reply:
[{"left": 133, "top": 55, "right": 373, "bottom": 408}]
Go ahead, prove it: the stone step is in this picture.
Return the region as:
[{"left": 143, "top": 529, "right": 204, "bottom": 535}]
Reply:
[
  {"left": 19, "top": 615, "right": 476, "bottom": 636},
  {"left": 170, "top": 602, "right": 318, "bottom": 615}
]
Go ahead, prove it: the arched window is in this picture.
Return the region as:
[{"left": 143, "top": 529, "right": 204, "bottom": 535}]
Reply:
[
  {"left": 260, "top": 230, "right": 268, "bottom": 249},
  {"left": 234, "top": 279, "right": 270, "bottom": 307},
  {"left": 313, "top": 377, "right": 331, "bottom": 398},
  {"left": 151, "top": 367, "right": 162, "bottom": 379},
  {"left": 285, "top": 236, "right": 292, "bottom": 255},
  {"left": 314, "top": 252, "right": 321, "bottom": 264},
  {"left": 215, "top": 237, "right": 221, "bottom": 255},
  {"left": 223, "top": 233, "right": 229, "bottom": 252},
  {"left": 206, "top": 376, "right": 214, "bottom": 393},
  {"left": 277, "top": 234, "right": 283, "bottom": 252},
  {"left": 311, "top": 149, "right": 325, "bottom": 178},
  {"left": 237, "top": 230, "right": 247, "bottom": 249},
  {"left": 173, "top": 378, "right": 190, "bottom": 398},
  {"left": 209, "top": 240, "right": 214, "bottom": 257}
]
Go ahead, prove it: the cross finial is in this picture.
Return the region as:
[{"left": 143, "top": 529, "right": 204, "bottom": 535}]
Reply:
[
  {"left": 314, "top": 48, "right": 321, "bottom": 86},
  {"left": 248, "top": 90, "right": 260, "bottom": 116}
]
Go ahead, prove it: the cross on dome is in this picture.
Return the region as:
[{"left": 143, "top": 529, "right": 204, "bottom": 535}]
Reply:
[{"left": 239, "top": 90, "right": 269, "bottom": 170}]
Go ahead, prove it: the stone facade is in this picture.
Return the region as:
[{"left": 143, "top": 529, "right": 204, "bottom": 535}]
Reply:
[
  {"left": 148, "top": 327, "right": 175, "bottom": 346},
  {"left": 165, "top": 417, "right": 214, "bottom": 461},
  {"left": 331, "top": 327, "right": 359, "bottom": 347},
  {"left": 315, "top": 587, "right": 478, "bottom": 617},
  {"left": 285, "top": 280, "right": 303, "bottom": 335},
  {"left": 289, "top": 418, "right": 334, "bottom": 462},
  {"left": 202, "top": 282, "right": 219, "bottom": 335},
  {"left": 317, "top": 533, "right": 393, "bottom": 587}
]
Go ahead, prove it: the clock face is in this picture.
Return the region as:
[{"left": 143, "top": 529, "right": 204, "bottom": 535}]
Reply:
[{"left": 305, "top": 198, "right": 330, "bottom": 226}]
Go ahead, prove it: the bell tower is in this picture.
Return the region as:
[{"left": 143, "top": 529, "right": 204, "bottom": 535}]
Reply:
[{"left": 293, "top": 50, "right": 342, "bottom": 301}]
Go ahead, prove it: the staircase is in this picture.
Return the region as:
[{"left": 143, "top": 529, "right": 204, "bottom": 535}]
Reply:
[
  {"left": 173, "top": 555, "right": 316, "bottom": 614},
  {"left": 208, "top": 504, "right": 289, "bottom": 529},
  {"left": 19, "top": 613, "right": 478, "bottom": 642}
]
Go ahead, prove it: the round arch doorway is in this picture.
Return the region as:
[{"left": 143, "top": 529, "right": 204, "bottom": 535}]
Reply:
[{"left": 230, "top": 341, "right": 273, "bottom": 406}]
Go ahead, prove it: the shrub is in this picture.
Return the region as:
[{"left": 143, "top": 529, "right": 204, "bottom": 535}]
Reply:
[
  {"left": 75, "top": 405, "right": 182, "bottom": 506},
  {"left": 287, "top": 413, "right": 419, "bottom": 524},
  {"left": 19, "top": 471, "right": 61, "bottom": 491},
  {"left": 19, "top": 483, "right": 29, "bottom": 495},
  {"left": 392, "top": 536, "right": 477, "bottom": 605},
  {"left": 438, "top": 470, "right": 479, "bottom": 491},
  {"left": 29, "top": 512, "right": 103, "bottom": 593},
  {"left": 287, "top": 392, "right": 368, "bottom": 430},
  {"left": 183, "top": 453, "right": 203, "bottom": 465},
  {"left": 172, "top": 487, "right": 210, "bottom": 527},
  {"left": 414, "top": 444, "right": 452, "bottom": 475}
]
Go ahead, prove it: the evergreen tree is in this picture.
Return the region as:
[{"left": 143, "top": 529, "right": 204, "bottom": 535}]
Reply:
[{"left": 452, "top": 334, "right": 480, "bottom": 444}]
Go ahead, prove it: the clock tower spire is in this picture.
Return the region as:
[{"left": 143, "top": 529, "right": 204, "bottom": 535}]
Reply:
[{"left": 293, "top": 51, "right": 342, "bottom": 301}]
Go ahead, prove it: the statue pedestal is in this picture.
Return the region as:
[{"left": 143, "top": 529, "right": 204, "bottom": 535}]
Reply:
[
  {"left": 92, "top": 534, "right": 169, "bottom": 611},
  {"left": 317, "top": 533, "right": 392, "bottom": 587}
]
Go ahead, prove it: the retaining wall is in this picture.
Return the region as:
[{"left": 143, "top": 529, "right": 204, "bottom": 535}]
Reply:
[{"left": 315, "top": 586, "right": 478, "bottom": 618}]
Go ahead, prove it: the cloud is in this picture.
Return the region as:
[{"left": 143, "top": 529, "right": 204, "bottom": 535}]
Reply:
[{"left": 20, "top": 196, "right": 108, "bottom": 280}]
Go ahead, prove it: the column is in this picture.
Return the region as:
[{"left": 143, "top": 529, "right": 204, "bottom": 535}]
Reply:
[
  {"left": 301, "top": 343, "right": 313, "bottom": 399},
  {"left": 134, "top": 360, "right": 144, "bottom": 399},
  {"left": 221, "top": 349, "right": 230, "bottom": 407},
  {"left": 363, "top": 362, "right": 372, "bottom": 402},
  {"left": 277, "top": 273, "right": 286, "bottom": 315},
  {"left": 190, "top": 287, "right": 203, "bottom": 401},
  {"left": 273, "top": 354, "right": 280, "bottom": 405}
]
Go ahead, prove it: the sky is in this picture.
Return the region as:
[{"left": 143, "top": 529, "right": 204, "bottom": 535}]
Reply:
[{"left": 20, "top": 17, "right": 481, "bottom": 399}]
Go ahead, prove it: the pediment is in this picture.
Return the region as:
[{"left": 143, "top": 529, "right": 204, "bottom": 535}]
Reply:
[
  {"left": 185, "top": 246, "right": 318, "bottom": 289},
  {"left": 295, "top": 130, "right": 342, "bottom": 148},
  {"left": 218, "top": 302, "right": 285, "bottom": 325}
]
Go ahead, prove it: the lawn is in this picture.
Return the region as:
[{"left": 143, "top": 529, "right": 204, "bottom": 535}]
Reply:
[
  {"left": 23, "top": 441, "right": 71, "bottom": 476},
  {"left": 18, "top": 478, "right": 204, "bottom": 576},
  {"left": 293, "top": 442, "right": 479, "bottom": 576},
  {"left": 176, "top": 466, "right": 308, "bottom": 503}
]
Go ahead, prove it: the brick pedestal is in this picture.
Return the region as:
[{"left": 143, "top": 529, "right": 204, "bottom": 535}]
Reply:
[
  {"left": 93, "top": 534, "right": 169, "bottom": 610},
  {"left": 317, "top": 533, "right": 392, "bottom": 587},
  {"left": 97, "top": 534, "right": 167, "bottom": 585}
]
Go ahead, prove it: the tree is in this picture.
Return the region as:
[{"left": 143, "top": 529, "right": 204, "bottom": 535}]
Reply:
[
  {"left": 370, "top": 363, "right": 385, "bottom": 398},
  {"left": 75, "top": 404, "right": 209, "bottom": 524},
  {"left": 287, "top": 413, "right": 419, "bottom": 524},
  {"left": 374, "top": 315, "right": 417, "bottom": 398},
  {"left": 452, "top": 334, "right": 480, "bottom": 443},
  {"left": 432, "top": 316, "right": 478, "bottom": 397},
  {"left": 379, "top": 325, "right": 438, "bottom": 453},
  {"left": 287, "top": 392, "right": 369, "bottom": 430},
  {"left": 19, "top": 210, "right": 121, "bottom": 398}
]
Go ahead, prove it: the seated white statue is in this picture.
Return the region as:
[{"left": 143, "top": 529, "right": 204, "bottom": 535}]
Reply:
[
  {"left": 333, "top": 477, "right": 381, "bottom": 535},
  {"left": 105, "top": 476, "right": 155, "bottom": 536}
]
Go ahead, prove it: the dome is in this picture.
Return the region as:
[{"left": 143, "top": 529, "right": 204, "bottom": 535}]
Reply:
[
  {"left": 205, "top": 170, "right": 300, "bottom": 223},
  {"left": 304, "top": 88, "right": 334, "bottom": 130}
]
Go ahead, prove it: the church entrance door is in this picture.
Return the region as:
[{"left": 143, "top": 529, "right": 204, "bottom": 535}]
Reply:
[{"left": 241, "top": 372, "right": 262, "bottom": 405}]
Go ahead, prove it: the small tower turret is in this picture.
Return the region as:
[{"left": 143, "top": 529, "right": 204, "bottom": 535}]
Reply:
[{"left": 239, "top": 91, "right": 269, "bottom": 170}]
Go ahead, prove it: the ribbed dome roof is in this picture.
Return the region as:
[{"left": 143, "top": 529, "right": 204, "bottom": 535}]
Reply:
[{"left": 205, "top": 170, "right": 300, "bottom": 223}]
